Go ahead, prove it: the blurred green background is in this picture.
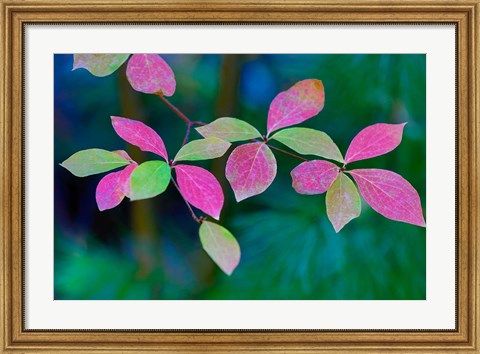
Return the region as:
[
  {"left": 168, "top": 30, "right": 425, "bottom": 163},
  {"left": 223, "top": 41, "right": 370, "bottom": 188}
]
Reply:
[{"left": 54, "top": 54, "right": 426, "bottom": 300}]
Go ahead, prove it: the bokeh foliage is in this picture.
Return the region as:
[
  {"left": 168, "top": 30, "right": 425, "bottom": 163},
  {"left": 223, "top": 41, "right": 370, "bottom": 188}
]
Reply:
[{"left": 54, "top": 54, "right": 426, "bottom": 300}]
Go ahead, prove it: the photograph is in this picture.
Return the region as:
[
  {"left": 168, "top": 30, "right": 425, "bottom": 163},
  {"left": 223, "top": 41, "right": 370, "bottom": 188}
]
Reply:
[
  {"left": 3, "top": 1, "right": 478, "bottom": 350},
  {"left": 54, "top": 53, "right": 427, "bottom": 300}
]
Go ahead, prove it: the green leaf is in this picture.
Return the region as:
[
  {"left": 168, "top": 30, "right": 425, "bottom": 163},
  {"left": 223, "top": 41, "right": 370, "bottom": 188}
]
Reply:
[
  {"left": 174, "top": 137, "right": 231, "bottom": 162},
  {"left": 270, "top": 127, "right": 344, "bottom": 163},
  {"left": 199, "top": 221, "right": 241, "bottom": 276},
  {"left": 326, "top": 172, "right": 361, "bottom": 232},
  {"left": 195, "top": 117, "right": 262, "bottom": 142},
  {"left": 60, "top": 149, "right": 130, "bottom": 177},
  {"left": 73, "top": 54, "right": 130, "bottom": 77},
  {"left": 130, "top": 161, "right": 171, "bottom": 201}
]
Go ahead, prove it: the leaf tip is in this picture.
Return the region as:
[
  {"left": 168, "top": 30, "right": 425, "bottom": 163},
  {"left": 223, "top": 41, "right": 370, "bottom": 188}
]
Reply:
[
  {"left": 97, "top": 205, "right": 108, "bottom": 212},
  {"left": 233, "top": 192, "right": 247, "bottom": 202}
]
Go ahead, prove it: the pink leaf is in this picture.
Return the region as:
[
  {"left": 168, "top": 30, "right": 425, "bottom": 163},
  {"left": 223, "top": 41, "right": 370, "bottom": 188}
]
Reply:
[
  {"left": 95, "top": 163, "right": 137, "bottom": 211},
  {"left": 126, "top": 54, "right": 176, "bottom": 96},
  {"left": 290, "top": 160, "right": 339, "bottom": 195},
  {"left": 118, "top": 163, "right": 137, "bottom": 198},
  {"left": 225, "top": 142, "right": 277, "bottom": 202},
  {"left": 267, "top": 79, "right": 325, "bottom": 135},
  {"left": 175, "top": 164, "right": 224, "bottom": 220},
  {"left": 349, "top": 168, "right": 426, "bottom": 227},
  {"left": 111, "top": 116, "right": 168, "bottom": 161},
  {"left": 345, "top": 123, "right": 406, "bottom": 164}
]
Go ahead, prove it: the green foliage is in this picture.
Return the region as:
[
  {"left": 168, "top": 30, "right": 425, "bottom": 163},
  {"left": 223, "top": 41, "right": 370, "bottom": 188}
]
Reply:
[
  {"left": 196, "top": 117, "right": 262, "bottom": 142},
  {"left": 199, "top": 221, "right": 240, "bottom": 276},
  {"left": 60, "top": 148, "right": 129, "bottom": 177},
  {"left": 201, "top": 187, "right": 425, "bottom": 300},
  {"left": 270, "top": 127, "right": 344, "bottom": 162},
  {"left": 174, "top": 137, "right": 231, "bottom": 162},
  {"left": 130, "top": 161, "right": 171, "bottom": 200}
]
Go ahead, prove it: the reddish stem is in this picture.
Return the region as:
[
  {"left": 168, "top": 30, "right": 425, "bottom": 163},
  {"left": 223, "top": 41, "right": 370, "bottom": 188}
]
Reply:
[
  {"left": 182, "top": 123, "right": 192, "bottom": 146},
  {"left": 156, "top": 93, "right": 190, "bottom": 125},
  {"left": 156, "top": 94, "right": 207, "bottom": 145},
  {"left": 267, "top": 144, "right": 308, "bottom": 162},
  {"left": 170, "top": 176, "right": 203, "bottom": 224}
]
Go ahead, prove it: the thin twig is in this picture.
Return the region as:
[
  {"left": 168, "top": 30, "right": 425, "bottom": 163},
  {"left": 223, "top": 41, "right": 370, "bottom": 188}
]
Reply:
[
  {"left": 182, "top": 123, "right": 192, "bottom": 146},
  {"left": 170, "top": 176, "right": 203, "bottom": 224},
  {"left": 267, "top": 144, "right": 308, "bottom": 161},
  {"left": 156, "top": 93, "right": 191, "bottom": 125},
  {"left": 156, "top": 94, "right": 208, "bottom": 145}
]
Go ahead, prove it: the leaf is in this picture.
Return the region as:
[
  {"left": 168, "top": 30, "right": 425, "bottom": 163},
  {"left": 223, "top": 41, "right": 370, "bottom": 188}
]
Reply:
[
  {"left": 130, "top": 161, "right": 171, "bottom": 201},
  {"left": 199, "top": 221, "right": 241, "bottom": 276},
  {"left": 225, "top": 142, "right": 277, "bottom": 202},
  {"left": 95, "top": 164, "right": 137, "bottom": 211},
  {"left": 72, "top": 54, "right": 130, "bottom": 77},
  {"left": 173, "top": 137, "right": 231, "bottom": 162},
  {"left": 344, "top": 123, "right": 406, "bottom": 164},
  {"left": 195, "top": 117, "right": 262, "bottom": 142},
  {"left": 175, "top": 165, "right": 224, "bottom": 220},
  {"left": 111, "top": 116, "right": 168, "bottom": 161},
  {"left": 112, "top": 150, "right": 135, "bottom": 163},
  {"left": 326, "top": 172, "right": 361, "bottom": 232},
  {"left": 266, "top": 79, "right": 325, "bottom": 135},
  {"left": 60, "top": 149, "right": 130, "bottom": 177},
  {"left": 348, "top": 168, "right": 426, "bottom": 227},
  {"left": 126, "top": 54, "right": 176, "bottom": 96},
  {"left": 270, "top": 127, "right": 343, "bottom": 162},
  {"left": 117, "top": 163, "right": 138, "bottom": 198},
  {"left": 290, "top": 160, "right": 339, "bottom": 195}
]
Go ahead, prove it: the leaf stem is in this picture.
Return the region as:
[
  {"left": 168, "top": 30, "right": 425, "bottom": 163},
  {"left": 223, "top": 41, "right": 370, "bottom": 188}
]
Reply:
[
  {"left": 156, "top": 93, "right": 190, "bottom": 125},
  {"left": 267, "top": 144, "right": 308, "bottom": 162},
  {"left": 170, "top": 176, "right": 203, "bottom": 224},
  {"left": 182, "top": 123, "right": 192, "bottom": 146},
  {"left": 156, "top": 94, "right": 207, "bottom": 146}
]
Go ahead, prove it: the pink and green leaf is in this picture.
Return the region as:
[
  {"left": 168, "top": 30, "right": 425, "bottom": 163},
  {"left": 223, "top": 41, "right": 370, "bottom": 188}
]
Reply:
[
  {"left": 291, "top": 160, "right": 339, "bottom": 195},
  {"left": 267, "top": 79, "right": 325, "bottom": 135},
  {"left": 345, "top": 123, "right": 406, "bottom": 164},
  {"left": 72, "top": 54, "right": 130, "bottom": 77},
  {"left": 111, "top": 116, "right": 168, "bottom": 161},
  {"left": 225, "top": 142, "right": 277, "bottom": 202},
  {"left": 326, "top": 172, "right": 361, "bottom": 232},
  {"left": 129, "top": 161, "right": 171, "bottom": 201},
  {"left": 173, "top": 137, "right": 231, "bottom": 162},
  {"left": 175, "top": 164, "right": 224, "bottom": 220},
  {"left": 126, "top": 54, "right": 176, "bottom": 96},
  {"left": 270, "top": 127, "right": 343, "bottom": 162},
  {"left": 60, "top": 148, "right": 130, "bottom": 177},
  {"left": 95, "top": 163, "right": 137, "bottom": 211},
  {"left": 199, "top": 221, "right": 241, "bottom": 276},
  {"left": 195, "top": 117, "right": 262, "bottom": 142},
  {"left": 117, "top": 163, "right": 138, "bottom": 198},
  {"left": 112, "top": 150, "right": 135, "bottom": 163},
  {"left": 348, "top": 168, "right": 425, "bottom": 227}
]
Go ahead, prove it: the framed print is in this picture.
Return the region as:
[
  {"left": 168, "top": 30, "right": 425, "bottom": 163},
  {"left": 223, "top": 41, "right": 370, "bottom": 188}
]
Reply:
[{"left": 1, "top": 0, "right": 479, "bottom": 352}]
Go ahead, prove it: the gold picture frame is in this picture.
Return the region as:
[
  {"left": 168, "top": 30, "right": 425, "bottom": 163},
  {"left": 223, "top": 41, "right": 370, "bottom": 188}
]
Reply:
[{"left": 1, "top": 0, "right": 479, "bottom": 352}]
